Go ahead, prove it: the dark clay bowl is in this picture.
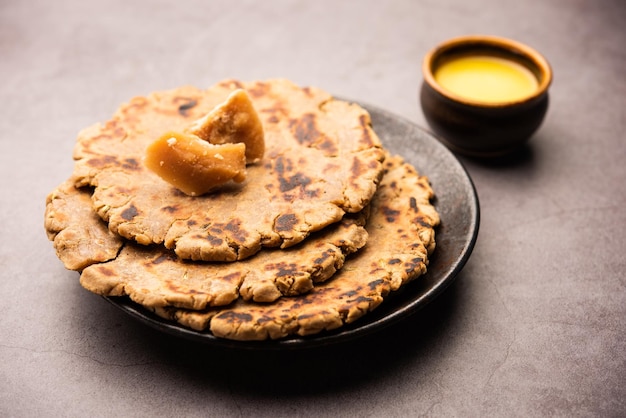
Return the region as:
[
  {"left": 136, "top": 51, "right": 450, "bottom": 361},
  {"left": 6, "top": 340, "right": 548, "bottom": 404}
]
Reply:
[{"left": 420, "top": 35, "right": 552, "bottom": 157}]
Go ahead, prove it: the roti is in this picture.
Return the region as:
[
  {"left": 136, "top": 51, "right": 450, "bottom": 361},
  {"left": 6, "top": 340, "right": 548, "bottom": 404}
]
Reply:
[
  {"left": 45, "top": 181, "right": 370, "bottom": 308},
  {"left": 150, "top": 155, "right": 440, "bottom": 340},
  {"left": 79, "top": 211, "right": 369, "bottom": 308},
  {"left": 71, "top": 79, "right": 385, "bottom": 262},
  {"left": 45, "top": 179, "right": 123, "bottom": 271}
]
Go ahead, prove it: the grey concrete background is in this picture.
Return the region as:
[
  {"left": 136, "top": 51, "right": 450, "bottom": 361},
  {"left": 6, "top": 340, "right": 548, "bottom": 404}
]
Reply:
[{"left": 1, "top": 0, "right": 624, "bottom": 416}]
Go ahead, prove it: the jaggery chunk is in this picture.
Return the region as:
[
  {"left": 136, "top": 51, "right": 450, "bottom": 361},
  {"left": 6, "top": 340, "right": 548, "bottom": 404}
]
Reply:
[
  {"left": 144, "top": 131, "right": 246, "bottom": 196},
  {"left": 187, "top": 89, "right": 265, "bottom": 164}
]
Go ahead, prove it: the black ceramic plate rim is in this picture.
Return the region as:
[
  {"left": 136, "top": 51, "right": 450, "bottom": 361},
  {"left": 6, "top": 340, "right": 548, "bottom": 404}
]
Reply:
[{"left": 104, "top": 100, "right": 480, "bottom": 350}]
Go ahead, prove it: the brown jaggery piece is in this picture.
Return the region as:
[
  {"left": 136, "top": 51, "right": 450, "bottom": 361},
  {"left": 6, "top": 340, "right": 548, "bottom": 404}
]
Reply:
[
  {"left": 144, "top": 131, "right": 246, "bottom": 196},
  {"left": 187, "top": 89, "right": 265, "bottom": 164}
]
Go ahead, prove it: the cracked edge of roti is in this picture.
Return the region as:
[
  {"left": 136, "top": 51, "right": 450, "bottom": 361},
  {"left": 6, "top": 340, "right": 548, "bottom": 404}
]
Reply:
[
  {"left": 44, "top": 178, "right": 124, "bottom": 271},
  {"left": 78, "top": 244, "right": 245, "bottom": 310}
]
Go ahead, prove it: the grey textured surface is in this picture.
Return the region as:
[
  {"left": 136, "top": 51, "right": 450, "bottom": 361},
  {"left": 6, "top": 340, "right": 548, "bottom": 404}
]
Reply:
[{"left": 1, "top": 0, "right": 624, "bottom": 416}]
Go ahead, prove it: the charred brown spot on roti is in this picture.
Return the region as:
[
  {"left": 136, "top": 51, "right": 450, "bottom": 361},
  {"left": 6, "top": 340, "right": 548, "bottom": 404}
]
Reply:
[
  {"left": 368, "top": 279, "right": 386, "bottom": 290},
  {"left": 216, "top": 311, "right": 253, "bottom": 323},
  {"left": 351, "top": 295, "right": 374, "bottom": 304},
  {"left": 340, "top": 290, "right": 358, "bottom": 298},
  {"left": 165, "top": 283, "right": 199, "bottom": 295},
  {"left": 314, "top": 250, "right": 333, "bottom": 265},
  {"left": 224, "top": 219, "right": 248, "bottom": 243},
  {"left": 263, "top": 159, "right": 273, "bottom": 170},
  {"left": 247, "top": 82, "right": 270, "bottom": 98},
  {"left": 86, "top": 155, "right": 119, "bottom": 169},
  {"left": 275, "top": 213, "right": 298, "bottom": 232},
  {"left": 122, "top": 158, "right": 141, "bottom": 171},
  {"left": 289, "top": 113, "right": 338, "bottom": 156},
  {"left": 264, "top": 183, "right": 275, "bottom": 193},
  {"left": 121, "top": 204, "right": 139, "bottom": 221},
  {"left": 96, "top": 266, "right": 115, "bottom": 277},
  {"left": 409, "top": 242, "right": 422, "bottom": 251},
  {"left": 260, "top": 105, "right": 288, "bottom": 118},
  {"left": 382, "top": 206, "right": 400, "bottom": 223},
  {"left": 274, "top": 156, "right": 318, "bottom": 198},
  {"left": 274, "top": 155, "right": 291, "bottom": 176},
  {"left": 358, "top": 114, "right": 376, "bottom": 147},
  {"left": 223, "top": 272, "right": 243, "bottom": 283},
  {"left": 402, "top": 257, "right": 425, "bottom": 274},
  {"left": 176, "top": 99, "right": 198, "bottom": 116},
  {"left": 208, "top": 225, "right": 221, "bottom": 234},
  {"left": 205, "top": 235, "right": 224, "bottom": 246},
  {"left": 259, "top": 104, "right": 289, "bottom": 124},
  {"left": 349, "top": 157, "right": 367, "bottom": 180},
  {"left": 280, "top": 172, "right": 312, "bottom": 193},
  {"left": 289, "top": 114, "right": 318, "bottom": 146},
  {"left": 202, "top": 219, "right": 247, "bottom": 244},
  {"left": 161, "top": 205, "right": 179, "bottom": 214},
  {"left": 415, "top": 218, "right": 432, "bottom": 228},
  {"left": 267, "top": 262, "right": 298, "bottom": 277},
  {"left": 318, "top": 137, "right": 338, "bottom": 155},
  {"left": 369, "top": 264, "right": 383, "bottom": 275},
  {"left": 410, "top": 197, "right": 418, "bottom": 212}
]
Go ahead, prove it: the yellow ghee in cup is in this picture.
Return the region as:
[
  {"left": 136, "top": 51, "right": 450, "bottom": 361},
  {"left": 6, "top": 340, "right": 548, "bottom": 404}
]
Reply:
[{"left": 434, "top": 55, "right": 539, "bottom": 103}]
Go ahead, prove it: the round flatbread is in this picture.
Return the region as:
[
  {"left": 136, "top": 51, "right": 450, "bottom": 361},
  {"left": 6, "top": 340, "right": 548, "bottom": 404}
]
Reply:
[
  {"left": 45, "top": 179, "right": 123, "bottom": 271},
  {"left": 45, "top": 180, "right": 370, "bottom": 308},
  {"left": 152, "top": 155, "right": 440, "bottom": 340},
  {"left": 72, "top": 79, "right": 385, "bottom": 262},
  {"left": 79, "top": 211, "right": 369, "bottom": 309}
]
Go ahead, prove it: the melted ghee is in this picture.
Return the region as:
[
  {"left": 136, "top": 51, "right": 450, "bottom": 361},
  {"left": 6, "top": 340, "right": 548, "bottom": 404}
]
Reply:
[{"left": 434, "top": 55, "right": 539, "bottom": 103}]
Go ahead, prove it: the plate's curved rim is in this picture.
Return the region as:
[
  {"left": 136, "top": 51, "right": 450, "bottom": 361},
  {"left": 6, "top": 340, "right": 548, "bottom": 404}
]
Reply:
[{"left": 104, "top": 100, "right": 480, "bottom": 350}]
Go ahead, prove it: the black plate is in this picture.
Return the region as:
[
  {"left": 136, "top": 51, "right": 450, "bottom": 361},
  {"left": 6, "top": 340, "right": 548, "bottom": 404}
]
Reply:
[{"left": 105, "top": 101, "right": 480, "bottom": 350}]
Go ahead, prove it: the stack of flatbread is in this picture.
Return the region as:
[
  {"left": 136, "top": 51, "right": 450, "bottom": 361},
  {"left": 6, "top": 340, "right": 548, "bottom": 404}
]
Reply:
[{"left": 44, "top": 79, "right": 440, "bottom": 341}]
